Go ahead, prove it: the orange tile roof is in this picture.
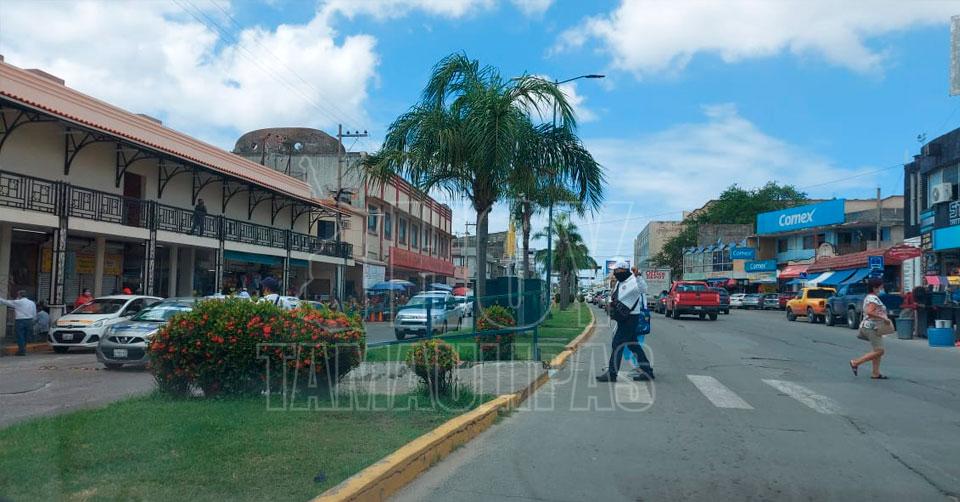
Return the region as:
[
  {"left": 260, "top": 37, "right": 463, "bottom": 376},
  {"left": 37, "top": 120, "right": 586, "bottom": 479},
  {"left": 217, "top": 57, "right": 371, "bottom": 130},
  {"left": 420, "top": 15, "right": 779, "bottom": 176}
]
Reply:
[{"left": 0, "top": 60, "right": 314, "bottom": 202}]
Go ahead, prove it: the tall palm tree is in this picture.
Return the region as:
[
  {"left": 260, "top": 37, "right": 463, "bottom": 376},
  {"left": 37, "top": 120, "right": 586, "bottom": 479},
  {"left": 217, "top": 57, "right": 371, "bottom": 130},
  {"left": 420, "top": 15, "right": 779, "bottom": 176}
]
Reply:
[
  {"left": 363, "top": 53, "right": 576, "bottom": 300},
  {"left": 510, "top": 122, "right": 604, "bottom": 280},
  {"left": 534, "top": 213, "right": 595, "bottom": 309}
]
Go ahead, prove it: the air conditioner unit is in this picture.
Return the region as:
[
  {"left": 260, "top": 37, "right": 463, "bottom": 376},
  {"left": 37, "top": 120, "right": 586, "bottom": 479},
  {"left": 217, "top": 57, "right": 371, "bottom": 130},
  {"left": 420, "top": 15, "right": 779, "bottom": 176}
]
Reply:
[{"left": 931, "top": 183, "right": 954, "bottom": 204}]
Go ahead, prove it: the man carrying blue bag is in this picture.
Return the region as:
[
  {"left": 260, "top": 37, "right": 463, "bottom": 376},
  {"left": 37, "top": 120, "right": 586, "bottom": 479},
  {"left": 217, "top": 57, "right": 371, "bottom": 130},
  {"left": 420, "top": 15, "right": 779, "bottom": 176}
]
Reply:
[{"left": 597, "top": 260, "right": 655, "bottom": 382}]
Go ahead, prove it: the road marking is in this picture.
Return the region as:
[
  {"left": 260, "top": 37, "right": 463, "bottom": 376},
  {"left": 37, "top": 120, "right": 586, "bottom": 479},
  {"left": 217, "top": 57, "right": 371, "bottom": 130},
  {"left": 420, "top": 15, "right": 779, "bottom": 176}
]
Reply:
[
  {"left": 762, "top": 379, "right": 839, "bottom": 415},
  {"left": 614, "top": 380, "right": 654, "bottom": 404},
  {"left": 686, "top": 375, "right": 753, "bottom": 409}
]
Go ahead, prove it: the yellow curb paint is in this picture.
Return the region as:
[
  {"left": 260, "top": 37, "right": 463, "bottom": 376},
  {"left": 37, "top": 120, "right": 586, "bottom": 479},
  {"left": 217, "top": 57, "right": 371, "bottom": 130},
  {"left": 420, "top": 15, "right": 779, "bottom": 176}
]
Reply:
[
  {"left": 2, "top": 342, "right": 50, "bottom": 356},
  {"left": 314, "top": 305, "right": 596, "bottom": 502}
]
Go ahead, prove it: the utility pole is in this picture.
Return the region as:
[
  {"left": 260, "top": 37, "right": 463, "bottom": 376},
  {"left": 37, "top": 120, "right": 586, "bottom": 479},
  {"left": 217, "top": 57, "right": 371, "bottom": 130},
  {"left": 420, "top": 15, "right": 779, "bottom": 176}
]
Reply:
[
  {"left": 876, "top": 186, "right": 882, "bottom": 249},
  {"left": 336, "top": 124, "right": 368, "bottom": 303}
]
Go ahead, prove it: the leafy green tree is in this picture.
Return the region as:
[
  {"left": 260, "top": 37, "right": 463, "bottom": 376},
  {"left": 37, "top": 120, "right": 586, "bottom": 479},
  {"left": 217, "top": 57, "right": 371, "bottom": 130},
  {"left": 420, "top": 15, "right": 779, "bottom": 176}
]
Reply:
[
  {"left": 652, "top": 182, "right": 807, "bottom": 276},
  {"left": 534, "top": 213, "right": 595, "bottom": 309}
]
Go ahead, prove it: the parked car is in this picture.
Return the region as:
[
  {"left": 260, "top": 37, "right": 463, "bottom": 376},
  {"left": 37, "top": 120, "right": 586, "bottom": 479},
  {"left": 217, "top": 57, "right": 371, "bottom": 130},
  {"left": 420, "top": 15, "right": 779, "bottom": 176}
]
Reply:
[
  {"left": 394, "top": 293, "right": 463, "bottom": 340},
  {"left": 664, "top": 281, "right": 720, "bottom": 320},
  {"left": 50, "top": 295, "right": 162, "bottom": 353},
  {"left": 729, "top": 293, "right": 746, "bottom": 309},
  {"left": 785, "top": 287, "right": 836, "bottom": 323},
  {"left": 824, "top": 282, "right": 903, "bottom": 328},
  {"left": 778, "top": 292, "right": 797, "bottom": 310},
  {"left": 761, "top": 293, "right": 780, "bottom": 310},
  {"left": 711, "top": 288, "right": 731, "bottom": 315},
  {"left": 741, "top": 293, "right": 762, "bottom": 310},
  {"left": 96, "top": 297, "right": 195, "bottom": 368}
]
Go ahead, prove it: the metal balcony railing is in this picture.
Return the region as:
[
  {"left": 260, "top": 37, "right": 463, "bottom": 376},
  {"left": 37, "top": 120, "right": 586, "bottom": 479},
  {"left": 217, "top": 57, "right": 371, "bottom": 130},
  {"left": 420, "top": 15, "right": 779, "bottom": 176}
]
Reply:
[{"left": 0, "top": 170, "right": 61, "bottom": 214}]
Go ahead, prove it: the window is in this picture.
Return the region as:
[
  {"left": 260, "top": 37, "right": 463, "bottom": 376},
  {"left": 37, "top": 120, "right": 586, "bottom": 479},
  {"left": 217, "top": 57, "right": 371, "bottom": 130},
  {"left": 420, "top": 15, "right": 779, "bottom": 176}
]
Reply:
[
  {"left": 318, "top": 220, "right": 335, "bottom": 240},
  {"left": 398, "top": 218, "right": 407, "bottom": 244},
  {"left": 425, "top": 228, "right": 432, "bottom": 253},
  {"left": 777, "top": 238, "right": 788, "bottom": 253},
  {"left": 802, "top": 234, "right": 815, "bottom": 249},
  {"left": 367, "top": 205, "right": 378, "bottom": 233},
  {"left": 384, "top": 212, "right": 392, "bottom": 240},
  {"left": 411, "top": 224, "right": 419, "bottom": 248},
  {"left": 928, "top": 168, "right": 943, "bottom": 209}
]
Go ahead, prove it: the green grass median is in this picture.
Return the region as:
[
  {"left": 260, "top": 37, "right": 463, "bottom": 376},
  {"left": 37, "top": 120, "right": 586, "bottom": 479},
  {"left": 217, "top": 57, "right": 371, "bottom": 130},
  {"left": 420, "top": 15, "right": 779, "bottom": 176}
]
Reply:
[{"left": 0, "top": 391, "right": 486, "bottom": 501}]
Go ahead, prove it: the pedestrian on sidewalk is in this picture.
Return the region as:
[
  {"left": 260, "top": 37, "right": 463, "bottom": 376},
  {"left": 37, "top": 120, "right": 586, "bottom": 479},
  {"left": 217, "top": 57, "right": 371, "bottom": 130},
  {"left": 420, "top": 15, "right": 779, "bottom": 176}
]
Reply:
[
  {"left": 0, "top": 290, "right": 37, "bottom": 356},
  {"left": 597, "top": 260, "right": 654, "bottom": 382},
  {"left": 850, "top": 279, "right": 893, "bottom": 380},
  {"left": 914, "top": 285, "right": 930, "bottom": 338}
]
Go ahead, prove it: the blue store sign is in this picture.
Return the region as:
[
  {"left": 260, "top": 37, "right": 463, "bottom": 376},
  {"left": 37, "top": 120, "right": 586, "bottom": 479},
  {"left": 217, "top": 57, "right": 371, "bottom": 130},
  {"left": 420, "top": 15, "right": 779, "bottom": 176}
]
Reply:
[
  {"left": 745, "top": 259, "right": 777, "bottom": 272},
  {"left": 756, "top": 199, "right": 846, "bottom": 235},
  {"left": 730, "top": 247, "right": 756, "bottom": 260}
]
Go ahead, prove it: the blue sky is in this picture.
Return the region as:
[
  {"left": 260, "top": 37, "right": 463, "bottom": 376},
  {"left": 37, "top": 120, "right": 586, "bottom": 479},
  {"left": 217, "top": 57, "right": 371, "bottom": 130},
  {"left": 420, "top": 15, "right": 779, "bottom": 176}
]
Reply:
[{"left": 1, "top": 0, "right": 958, "bottom": 262}]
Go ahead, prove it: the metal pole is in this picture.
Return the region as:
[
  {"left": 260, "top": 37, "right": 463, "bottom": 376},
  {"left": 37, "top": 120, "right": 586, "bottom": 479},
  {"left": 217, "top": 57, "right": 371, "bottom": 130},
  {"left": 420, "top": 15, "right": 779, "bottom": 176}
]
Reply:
[
  {"left": 336, "top": 124, "right": 344, "bottom": 303},
  {"left": 876, "top": 186, "right": 882, "bottom": 248}
]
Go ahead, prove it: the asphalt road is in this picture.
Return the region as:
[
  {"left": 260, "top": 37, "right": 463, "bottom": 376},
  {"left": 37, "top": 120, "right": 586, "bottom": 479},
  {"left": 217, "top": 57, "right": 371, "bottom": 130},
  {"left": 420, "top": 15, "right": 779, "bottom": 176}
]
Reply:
[
  {"left": 0, "top": 350, "right": 155, "bottom": 428},
  {"left": 394, "top": 304, "right": 960, "bottom": 501}
]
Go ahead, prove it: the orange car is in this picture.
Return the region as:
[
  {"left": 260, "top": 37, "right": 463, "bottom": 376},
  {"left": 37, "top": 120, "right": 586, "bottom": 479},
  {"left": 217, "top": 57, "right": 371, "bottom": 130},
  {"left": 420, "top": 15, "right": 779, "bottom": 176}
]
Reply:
[{"left": 785, "top": 287, "right": 836, "bottom": 323}]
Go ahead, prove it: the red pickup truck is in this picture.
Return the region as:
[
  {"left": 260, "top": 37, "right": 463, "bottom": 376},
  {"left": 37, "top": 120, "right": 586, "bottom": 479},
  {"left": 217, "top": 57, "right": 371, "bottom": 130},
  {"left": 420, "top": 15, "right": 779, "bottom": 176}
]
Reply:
[{"left": 664, "top": 281, "right": 721, "bottom": 321}]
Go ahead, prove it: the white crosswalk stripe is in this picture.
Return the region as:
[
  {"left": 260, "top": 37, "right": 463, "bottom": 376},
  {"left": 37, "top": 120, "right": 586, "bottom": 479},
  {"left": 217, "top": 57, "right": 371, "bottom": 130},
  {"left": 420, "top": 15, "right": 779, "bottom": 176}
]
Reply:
[
  {"left": 762, "top": 379, "right": 839, "bottom": 415},
  {"left": 614, "top": 380, "right": 654, "bottom": 404},
  {"left": 687, "top": 375, "right": 753, "bottom": 409}
]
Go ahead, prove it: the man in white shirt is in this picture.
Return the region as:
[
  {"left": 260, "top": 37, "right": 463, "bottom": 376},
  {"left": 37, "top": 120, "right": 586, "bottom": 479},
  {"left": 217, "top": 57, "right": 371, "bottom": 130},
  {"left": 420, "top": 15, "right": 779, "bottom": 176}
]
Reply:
[
  {"left": 259, "top": 277, "right": 296, "bottom": 310},
  {"left": 597, "top": 261, "right": 655, "bottom": 382},
  {"left": 0, "top": 290, "right": 37, "bottom": 356}
]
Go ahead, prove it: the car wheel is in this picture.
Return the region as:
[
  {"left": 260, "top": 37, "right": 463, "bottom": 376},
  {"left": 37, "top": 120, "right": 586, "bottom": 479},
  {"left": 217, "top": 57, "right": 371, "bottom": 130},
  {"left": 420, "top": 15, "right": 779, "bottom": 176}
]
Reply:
[
  {"left": 709, "top": 313, "right": 718, "bottom": 321},
  {"left": 786, "top": 309, "right": 796, "bottom": 322},
  {"left": 699, "top": 313, "right": 706, "bottom": 320},
  {"left": 847, "top": 309, "right": 859, "bottom": 330},
  {"left": 103, "top": 363, "right": 123, "bottom": 370},
  {"left": 825, "top": 307, "right": 835, "bottom": 326},
  {"left": 807, "top": 307, "right": 817, "bottom": 323},
  {"left": 395, "top": 331, "right": 405, "bottom": 341},
  {"left": 52, "top": 346, "right": 69, "bottom": 354}
]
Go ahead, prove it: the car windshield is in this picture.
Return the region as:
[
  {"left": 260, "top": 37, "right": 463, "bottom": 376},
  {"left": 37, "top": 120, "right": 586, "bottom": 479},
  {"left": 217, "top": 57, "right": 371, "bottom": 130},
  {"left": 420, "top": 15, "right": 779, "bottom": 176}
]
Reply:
[
  {"left": 131, "top": 302, "right": 193, "bottom": 322},
  {"left": 677, "top": 284, "right": 707, "bottom": 292},
  {"left": 404, "top": 296, "right": 447, "bottom": 308},
  {"left": 807, "top": 289, "right": 833, "bottom": 299},
  {"left": 70, "top": 299, "right": 127, "bottom": 315}
]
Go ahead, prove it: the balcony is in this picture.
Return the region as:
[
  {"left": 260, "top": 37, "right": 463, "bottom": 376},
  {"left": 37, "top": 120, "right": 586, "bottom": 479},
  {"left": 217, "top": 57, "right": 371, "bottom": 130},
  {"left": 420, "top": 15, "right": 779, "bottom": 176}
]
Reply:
[{"left": 0, "top": 169, "right": 352, "bottom": 259}]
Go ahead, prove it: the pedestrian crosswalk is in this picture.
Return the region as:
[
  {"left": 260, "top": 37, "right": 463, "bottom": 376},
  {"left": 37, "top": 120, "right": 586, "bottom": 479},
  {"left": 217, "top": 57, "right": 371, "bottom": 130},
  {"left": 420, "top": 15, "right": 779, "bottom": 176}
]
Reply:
[{"left": 606, "top": 372, "right": 841, "bottom": 415}]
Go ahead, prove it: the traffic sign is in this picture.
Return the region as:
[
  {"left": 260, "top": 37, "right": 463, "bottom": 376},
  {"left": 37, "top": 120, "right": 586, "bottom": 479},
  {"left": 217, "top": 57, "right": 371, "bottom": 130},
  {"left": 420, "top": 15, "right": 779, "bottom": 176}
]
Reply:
[
  {"left": 869, "top": 269, "right": 884, "bottom": 279},
  {"left": 868, "top": 255, "right": 884, "bottom": 270}
]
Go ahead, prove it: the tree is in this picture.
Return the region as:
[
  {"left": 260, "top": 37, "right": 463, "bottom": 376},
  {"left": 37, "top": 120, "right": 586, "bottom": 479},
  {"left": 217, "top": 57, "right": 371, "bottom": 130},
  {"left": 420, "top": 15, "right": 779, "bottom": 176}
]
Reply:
[
  {"left": 534, "top": 213, "right": 595, "bottom": 309},
  {"left": 509, "top": 122, "right": 602, "bottom": 279},
  {"left": 652, "top": 182, "right": 808, "bottom": 277},
  {"left": 363, "top": 53, "right": 592, "bottom": 301}
]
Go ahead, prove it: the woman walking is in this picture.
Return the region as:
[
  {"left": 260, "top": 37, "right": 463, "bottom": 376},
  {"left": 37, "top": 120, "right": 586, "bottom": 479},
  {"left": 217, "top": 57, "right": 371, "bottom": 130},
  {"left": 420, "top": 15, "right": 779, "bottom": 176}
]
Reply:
[{"left": 850, "top": 279, "right": 893, "bottom": 380}]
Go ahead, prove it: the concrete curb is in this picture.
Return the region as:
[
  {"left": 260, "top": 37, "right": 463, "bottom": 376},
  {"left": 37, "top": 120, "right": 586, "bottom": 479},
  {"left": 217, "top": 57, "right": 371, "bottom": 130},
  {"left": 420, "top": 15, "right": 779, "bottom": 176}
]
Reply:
[
  {"left": 1, "top": 342, "right": 50, "bottom": 356},
  {"left": 313, "top": 306, "right": 594, "bottom": 502}
]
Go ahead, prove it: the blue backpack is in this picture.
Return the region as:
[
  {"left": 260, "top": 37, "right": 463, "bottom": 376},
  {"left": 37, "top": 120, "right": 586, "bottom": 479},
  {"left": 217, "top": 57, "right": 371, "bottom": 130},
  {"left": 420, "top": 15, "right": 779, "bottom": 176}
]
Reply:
[{"left": 634, "top": 308, "right": 651, "bottom": 336}]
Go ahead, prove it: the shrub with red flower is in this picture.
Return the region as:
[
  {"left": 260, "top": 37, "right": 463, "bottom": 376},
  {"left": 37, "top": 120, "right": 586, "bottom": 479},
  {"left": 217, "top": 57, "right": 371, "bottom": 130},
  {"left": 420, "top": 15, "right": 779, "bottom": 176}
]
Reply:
[
  {"left": 148, "top": 298, "right": 364, "bottom": 397},
  {"left": 406, "top": 339, "right": 459, "bottom": 396},
  {"left": 474, "top": 305, "right": 516, "bottom": 361}
]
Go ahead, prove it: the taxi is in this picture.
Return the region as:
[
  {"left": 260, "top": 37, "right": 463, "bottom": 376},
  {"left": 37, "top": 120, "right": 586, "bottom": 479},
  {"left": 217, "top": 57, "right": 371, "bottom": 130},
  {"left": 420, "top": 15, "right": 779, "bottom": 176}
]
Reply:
[{"left": 49, "top": 295, "right": 161, "bottom": 353}]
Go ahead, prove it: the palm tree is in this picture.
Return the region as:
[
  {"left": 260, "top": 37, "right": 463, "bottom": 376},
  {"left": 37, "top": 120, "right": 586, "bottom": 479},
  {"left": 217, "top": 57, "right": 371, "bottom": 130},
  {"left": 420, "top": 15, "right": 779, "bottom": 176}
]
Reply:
[
  {"left": 510, "top": 122, "right": 604, "bottom": 279},
  {"left": 363, "top": 53, "right": 576, "bottom": 300},
  {"left": 534, "top": 213, "right": 595, "bottom": 309}
]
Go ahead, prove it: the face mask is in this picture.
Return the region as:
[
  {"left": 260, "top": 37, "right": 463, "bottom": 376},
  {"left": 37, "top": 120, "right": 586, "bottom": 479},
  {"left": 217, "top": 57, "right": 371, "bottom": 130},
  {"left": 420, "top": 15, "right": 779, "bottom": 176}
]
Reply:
[{"left": 614, "top": 271, "right": 631, "bottom": 282}]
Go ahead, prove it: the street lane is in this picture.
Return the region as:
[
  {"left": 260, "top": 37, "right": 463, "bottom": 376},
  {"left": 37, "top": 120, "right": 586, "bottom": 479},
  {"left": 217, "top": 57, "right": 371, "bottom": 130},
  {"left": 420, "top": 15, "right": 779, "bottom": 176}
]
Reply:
[{"left": 394, "top": 304, "right": 960, "bottom": 501}]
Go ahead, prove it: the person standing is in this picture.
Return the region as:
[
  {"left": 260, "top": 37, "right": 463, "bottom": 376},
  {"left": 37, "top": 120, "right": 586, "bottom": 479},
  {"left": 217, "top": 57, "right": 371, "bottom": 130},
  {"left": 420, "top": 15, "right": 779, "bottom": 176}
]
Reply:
[
  {"left": 73, "top": 288, "right": 94, "bottom": 309},
  {"left": 259, "top": 277, "right": 295, "bottom": 310},
  {"left": 597, "top": 261, "right": 655, "bottom": 382},
  {"left": 850, "top": 279, "right": 892, "bottom": 380},
  {"left": 0, "top": 290, "right": 37, "bottom": 356},
  {"left": 913, "top": 285, "right": 929, "bottom": 338},
  {"left": 34, "top": 302, "right": 50, "bottom": 341},
  {"left": 191, "top": 198, "right": 207, "bottom": 235}
]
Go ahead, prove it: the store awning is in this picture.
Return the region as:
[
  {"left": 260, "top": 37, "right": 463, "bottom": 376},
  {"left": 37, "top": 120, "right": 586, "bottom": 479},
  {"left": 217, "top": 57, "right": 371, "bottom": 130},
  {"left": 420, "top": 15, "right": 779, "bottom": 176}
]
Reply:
[
  {"left": 840, "top": 268, "right": 872, "bottom": 285},
  {"left": 804, "top": 272, "right": 833, "bottom": 285},
  {"left": 785, "top": 278, "right": 804, "bottom": 285},
  {"left": 779, "top": 264, "right": 810, "bottom": 279},
  {"left": 818, "top": 269, "right": 856, "bottom": 286},
  {"left": 224, "top": 250, "right": 282, "bottom": 266},
  {"left": 924, "top": 276, "right": 960, "bottom": 286}
]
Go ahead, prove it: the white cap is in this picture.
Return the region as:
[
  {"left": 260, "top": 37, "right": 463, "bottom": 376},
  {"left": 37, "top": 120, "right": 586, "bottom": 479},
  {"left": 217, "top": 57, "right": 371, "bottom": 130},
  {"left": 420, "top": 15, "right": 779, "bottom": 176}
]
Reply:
[{"left": 612, "top": 259, "right": 630, "bottom": 270}]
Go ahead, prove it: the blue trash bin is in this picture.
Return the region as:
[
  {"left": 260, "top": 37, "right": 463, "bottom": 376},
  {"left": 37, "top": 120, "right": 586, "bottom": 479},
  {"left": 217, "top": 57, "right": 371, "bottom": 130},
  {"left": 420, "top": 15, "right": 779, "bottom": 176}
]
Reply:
[
  {"left": 926, "top": 327, "right": 955, "bottom": 347},
  {"left": 895, "top": 318, "right": 913, "bottom": 340}
]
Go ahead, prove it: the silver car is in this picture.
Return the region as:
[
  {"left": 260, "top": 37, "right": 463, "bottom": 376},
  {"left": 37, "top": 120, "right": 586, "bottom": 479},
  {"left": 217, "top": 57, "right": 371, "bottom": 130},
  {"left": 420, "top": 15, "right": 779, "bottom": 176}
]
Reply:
[
  {"left": 394, "top": 293, "right": 464, "bottom": 340},
  {"left": 97, "top": 298, "right": 196, "bottom": 369}
]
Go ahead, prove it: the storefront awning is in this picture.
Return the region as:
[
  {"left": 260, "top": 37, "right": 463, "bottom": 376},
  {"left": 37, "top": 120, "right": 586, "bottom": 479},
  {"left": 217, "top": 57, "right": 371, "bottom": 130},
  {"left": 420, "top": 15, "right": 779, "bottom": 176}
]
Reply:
[
  {"left": 818, "top": 269, "right": 856, "bottom": 286},
  {"left": 785, "top": 278, "right": 804, "bottom": 285},
  {"left": 804, "top": 272, "right": 833, "bottom": 285},
  {"left": 840, "top": 268, "right": 872, "bottom": 285},
  {"left": 224, "top": 250, "right": 282, "bottom": 266},
  {"left": 779, "top": 264, "right": 810, "bottom": 279}
]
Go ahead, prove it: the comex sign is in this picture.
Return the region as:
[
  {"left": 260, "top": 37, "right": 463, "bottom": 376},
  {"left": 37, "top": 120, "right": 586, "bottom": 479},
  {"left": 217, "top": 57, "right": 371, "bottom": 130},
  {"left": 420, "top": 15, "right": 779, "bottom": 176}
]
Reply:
[{"left": 756, "top": 199, "right": 846, "bottom": 235}]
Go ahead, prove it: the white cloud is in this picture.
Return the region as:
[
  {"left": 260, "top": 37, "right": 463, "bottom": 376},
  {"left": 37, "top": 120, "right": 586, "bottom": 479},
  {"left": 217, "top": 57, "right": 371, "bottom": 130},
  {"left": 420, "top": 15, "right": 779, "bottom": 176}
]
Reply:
[
  {"left": 571, "top": 103, "right": 885, "bottom": 260},
  {"left": 321, "top": 0, "right": 494, "bottom": 20},
  {"left": 559, "top": 81, "right": 598, "bottom": 123},
  {"left": 0, "top": 1, "right": 378, "bottom": 148},
  {"left": 510, "top": 0, "right": 553, "bottom": 17},
  {"left": 557, "top": 0, "right": 955, "bottom": 76}
]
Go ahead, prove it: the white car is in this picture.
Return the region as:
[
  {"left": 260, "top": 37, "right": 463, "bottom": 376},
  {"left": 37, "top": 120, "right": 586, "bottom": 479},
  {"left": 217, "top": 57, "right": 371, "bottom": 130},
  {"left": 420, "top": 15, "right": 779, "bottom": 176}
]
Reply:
[
  {"left": 50, "top": 295, "right": 162, "bottom": 353},
  {"left": 729, "top": 293, "right": 746, "bottom": 309}
]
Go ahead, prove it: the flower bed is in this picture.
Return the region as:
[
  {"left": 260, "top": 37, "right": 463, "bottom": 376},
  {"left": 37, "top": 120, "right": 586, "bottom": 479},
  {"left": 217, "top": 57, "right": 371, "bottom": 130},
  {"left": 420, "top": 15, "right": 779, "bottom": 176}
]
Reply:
[{"left": 475, "top": 305, "right": 516, "bottom": 361}]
